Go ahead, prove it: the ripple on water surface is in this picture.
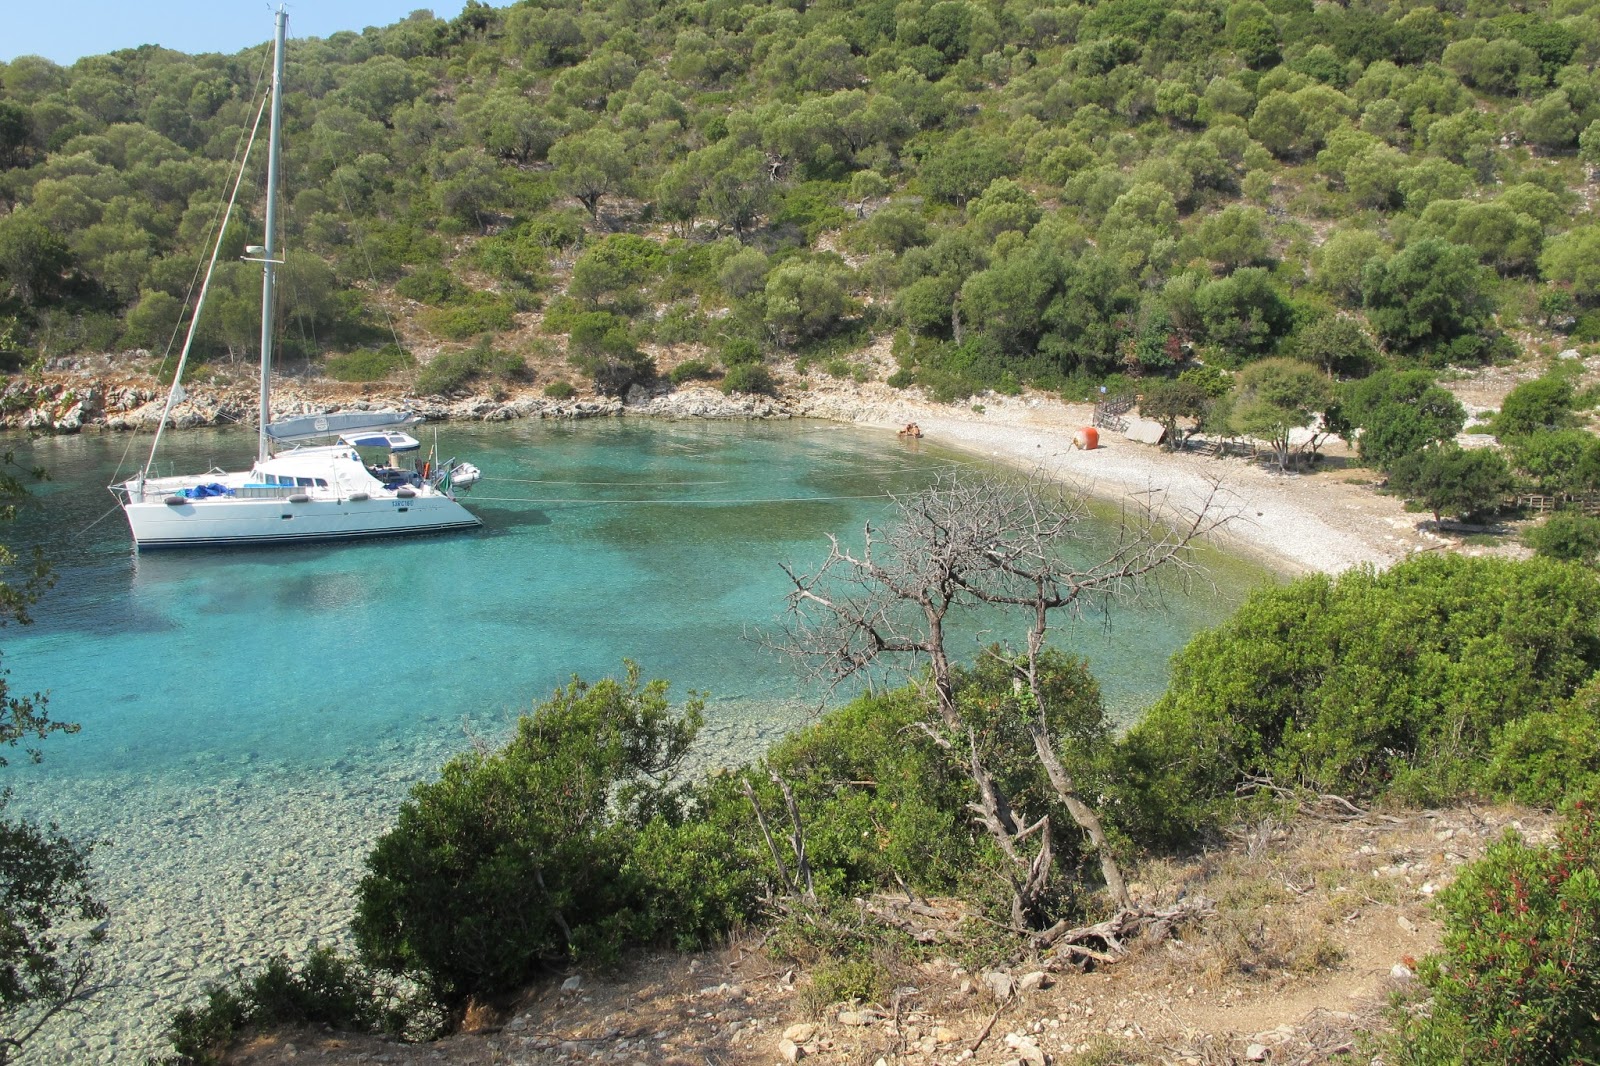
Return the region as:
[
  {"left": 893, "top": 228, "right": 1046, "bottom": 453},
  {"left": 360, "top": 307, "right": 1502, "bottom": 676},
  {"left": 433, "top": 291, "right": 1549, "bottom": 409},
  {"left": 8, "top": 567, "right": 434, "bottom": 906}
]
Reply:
[{"left": 3, "top": 418, "right": 1268, "bottom": 1063}]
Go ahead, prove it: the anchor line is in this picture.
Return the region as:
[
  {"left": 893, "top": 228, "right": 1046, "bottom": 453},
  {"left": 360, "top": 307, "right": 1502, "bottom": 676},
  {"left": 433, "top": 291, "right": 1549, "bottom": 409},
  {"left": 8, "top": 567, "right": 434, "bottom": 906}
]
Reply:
[{"left": 74, "top": 504, "right": 126, "bottom": 539}]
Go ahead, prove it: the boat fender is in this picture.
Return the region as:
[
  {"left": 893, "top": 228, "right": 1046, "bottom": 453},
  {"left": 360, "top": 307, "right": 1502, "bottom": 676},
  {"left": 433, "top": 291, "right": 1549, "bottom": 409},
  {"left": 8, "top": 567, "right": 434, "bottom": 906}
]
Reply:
[
  {"left": 288, "top": 493, "right": 311, "bottom": 503},
  {"left": 348, "top": 492, "right": 369, "bottom": 502},
  {"left": 395, "top": 487, "right": 417, "bottom": 499},
  {"left": 164, "top": 495, "right": 188, "bottom": 506}
]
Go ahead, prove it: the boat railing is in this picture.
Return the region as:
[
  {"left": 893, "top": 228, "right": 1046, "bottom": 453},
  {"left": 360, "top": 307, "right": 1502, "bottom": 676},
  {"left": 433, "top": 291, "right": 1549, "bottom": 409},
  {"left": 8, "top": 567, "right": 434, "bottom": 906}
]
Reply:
[{"left": 236, "top": 485, "right": 313, "bottom": 500}]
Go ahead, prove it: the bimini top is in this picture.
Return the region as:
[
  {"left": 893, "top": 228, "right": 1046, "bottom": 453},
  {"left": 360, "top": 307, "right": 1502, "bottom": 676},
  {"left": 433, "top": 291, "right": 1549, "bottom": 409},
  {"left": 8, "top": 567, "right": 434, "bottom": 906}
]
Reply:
[
  {"left": 340, "top": 430, "right": 421, "bottom": 452},
  {"left": 265, "top": 410, "right": 422, "bottom": 444}
]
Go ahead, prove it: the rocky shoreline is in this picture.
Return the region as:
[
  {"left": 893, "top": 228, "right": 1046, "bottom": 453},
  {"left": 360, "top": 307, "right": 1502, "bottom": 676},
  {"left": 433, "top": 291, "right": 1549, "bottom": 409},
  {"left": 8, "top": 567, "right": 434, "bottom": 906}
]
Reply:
[{"left": 0, "top": 374, "right": 789, "bottom": 435}]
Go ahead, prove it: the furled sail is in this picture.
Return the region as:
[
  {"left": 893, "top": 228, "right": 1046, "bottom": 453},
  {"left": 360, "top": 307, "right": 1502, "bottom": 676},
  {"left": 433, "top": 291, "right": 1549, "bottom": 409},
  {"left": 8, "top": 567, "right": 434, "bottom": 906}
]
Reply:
[{"left": 264, "top": 411, "right": 422, "bottom": 443}]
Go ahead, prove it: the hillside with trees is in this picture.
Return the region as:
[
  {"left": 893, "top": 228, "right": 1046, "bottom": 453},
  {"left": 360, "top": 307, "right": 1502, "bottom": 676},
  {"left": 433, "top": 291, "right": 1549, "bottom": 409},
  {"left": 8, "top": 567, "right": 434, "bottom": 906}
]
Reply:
[{"left": 3, "top": 0, "right": 1600, "bottom": 420}]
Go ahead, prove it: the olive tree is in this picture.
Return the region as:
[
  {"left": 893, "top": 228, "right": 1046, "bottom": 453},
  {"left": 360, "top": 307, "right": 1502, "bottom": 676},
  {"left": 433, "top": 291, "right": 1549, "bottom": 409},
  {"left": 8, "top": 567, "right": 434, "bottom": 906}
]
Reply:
[
  {"left": 775, "top": 470, "right": 1229, "bottom": 933},
  {"left": 1229, "top": 358, "right": 1335, "bottom": 472}
]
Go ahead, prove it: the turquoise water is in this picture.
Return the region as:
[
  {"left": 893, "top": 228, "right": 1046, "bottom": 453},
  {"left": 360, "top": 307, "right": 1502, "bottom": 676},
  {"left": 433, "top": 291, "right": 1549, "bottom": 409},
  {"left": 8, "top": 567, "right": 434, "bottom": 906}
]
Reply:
[
  {"left": 0, "top": 416, "right": 1273, "bottom": 1063},
  {"left": 10, "top": 418, "right": 1274, "bottom": 785},
  {"left": 7, "top": 417, "right": 1266, "bottom": 785}
]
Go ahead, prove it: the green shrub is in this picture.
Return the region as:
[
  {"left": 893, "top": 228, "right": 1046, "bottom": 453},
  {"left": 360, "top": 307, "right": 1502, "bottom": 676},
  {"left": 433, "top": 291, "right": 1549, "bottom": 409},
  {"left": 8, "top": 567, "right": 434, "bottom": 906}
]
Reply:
[
  {"left": 1386, "top": 798, "right": 1600, "bottom": 1066},
  {"left": 415, "top": 336, "right": 528, "bottom": 396},
  {"left": 159, "top": 949, "right": 404, "bottom": 1066},
  {"left": 353, "top": 665, "right": 708, "bottom": 1006},
  {"left": 654, "top": 305, "right": 707, "bottom": 346},
  {"left": 1387, "top": 444, "right": 1514, "bottom": 523},
  {"left": 543, "top": 380, "right": 577, "bottom": 399},
  {"left": 1113, "top": 555, "right": 1600, "bottom": 846},
  {"left": 1496, "top": 374, "right": 1579, "bottom": 441},
  {"left": 395, "top": 265, "right": 460, "bottom": 305},
  {"left": 719, "top": 336, "right": 763, "bottom": 366},
  {"left": 720, "top": 363, "right": 777, "bottom": 396},
  {"left": 669, "top": 359, "right": 719, "bottom": 385},
  {"left": 420, "top": 296, "right": 517, "bottom": 341},
  {"left": 736, "top": 651, "right": 1116, "bottom": 915},
  {"left": 1482, "top": 678, "right": 1600, "bottom": 807},
  {"left": 802, "top": 957, "right": 890, "bottom": 1012},
  {"left": 323, "top": 345, "right": 413, "bottom": 383},
  {"left": 886, "top": 368, "right": 915, "bottom": 389},
  {"left": 1526, "top": 511, "right": 1600, "bottom": 563}
]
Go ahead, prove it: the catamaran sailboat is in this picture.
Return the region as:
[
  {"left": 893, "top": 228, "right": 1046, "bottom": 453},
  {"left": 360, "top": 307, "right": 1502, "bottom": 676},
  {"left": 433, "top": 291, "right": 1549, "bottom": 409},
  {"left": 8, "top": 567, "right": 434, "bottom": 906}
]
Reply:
[{"left": 111, "top": 9, "right": 481, "bottom": 548}]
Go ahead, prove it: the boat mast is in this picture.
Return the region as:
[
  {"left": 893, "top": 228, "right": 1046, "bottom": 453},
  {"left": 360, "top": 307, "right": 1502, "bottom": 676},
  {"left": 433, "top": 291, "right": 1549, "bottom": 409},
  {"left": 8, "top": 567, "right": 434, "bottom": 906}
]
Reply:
[{"left": 258, "top": 7, "right": 287, "bottom": 463}]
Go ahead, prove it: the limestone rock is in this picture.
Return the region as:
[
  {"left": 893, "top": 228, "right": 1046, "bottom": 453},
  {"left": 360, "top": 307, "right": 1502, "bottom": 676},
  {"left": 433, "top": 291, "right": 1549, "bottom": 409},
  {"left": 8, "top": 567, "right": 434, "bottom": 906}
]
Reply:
[
  {"left": 1018, "top": 971, "right": 1051, "bottom": 993},
  {"left": 782, "top": 1024, "right": 817, "bottom": 1044},
  {"left": 778, "top": 1037, "right": 804, "bottom": 1063},
  {"left": 983, "top": 971, "right": 1015, "bottom": 1000}
]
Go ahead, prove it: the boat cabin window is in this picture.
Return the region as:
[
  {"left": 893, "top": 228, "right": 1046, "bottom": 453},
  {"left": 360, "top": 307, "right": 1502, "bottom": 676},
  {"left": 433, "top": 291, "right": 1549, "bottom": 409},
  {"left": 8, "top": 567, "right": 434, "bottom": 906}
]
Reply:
[{"left": 296, "top": 477, "right": 313, "bottom": 487}]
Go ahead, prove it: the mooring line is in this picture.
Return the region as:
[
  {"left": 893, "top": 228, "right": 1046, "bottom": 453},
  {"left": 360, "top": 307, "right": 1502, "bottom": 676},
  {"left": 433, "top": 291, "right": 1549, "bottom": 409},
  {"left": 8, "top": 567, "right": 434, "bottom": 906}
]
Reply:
[
  {"left": 465, "top": 492, "right": 898, "bottom": 506},
  {"left": 74, "top": 504, "right": 124, "bottom": 539}
]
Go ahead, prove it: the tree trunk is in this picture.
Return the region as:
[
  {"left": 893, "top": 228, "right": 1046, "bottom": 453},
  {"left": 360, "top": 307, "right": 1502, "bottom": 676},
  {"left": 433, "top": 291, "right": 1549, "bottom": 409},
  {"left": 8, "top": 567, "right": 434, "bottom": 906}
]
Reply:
[{"left": 1026, "top": 722, "right": 1132, "bottom": 910}]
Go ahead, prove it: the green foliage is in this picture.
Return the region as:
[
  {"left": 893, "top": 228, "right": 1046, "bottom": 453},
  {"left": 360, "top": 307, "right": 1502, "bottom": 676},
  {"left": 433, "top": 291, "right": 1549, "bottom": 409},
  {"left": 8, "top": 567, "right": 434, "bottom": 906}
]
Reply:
[
  {"left": 323, "top": 345, "right": 413, "bottom": 383},
  {"left": 1389, "top": 443, "right": 1514, "bottom": 523},
  {"left": 394, "top": 265, "right": 460, "bottom": 305},
  {"left": 1228, "top": 357, "right": 1334, "bottom": 471},
  {"left": 5, "top": 0, "right": 1600, "bottom": 434},
  {"left": 418, "top": 296, "right": 516, "bottom": 341},
  {"left": 804, "top": 957, "right": 890, "bottom": 1011},
  {"left": 1386, "top": 800, "right": 1600, "bottom": 1066},
  {"left": 1362, "top": 239, "right": 1497, "bottom": 362},
  {"left": 414, "top": 335, "right": 527, "bottom": 396},
  {"left": 1115, "top": 556, "right": 1600, "bottom": 845},
  {"left": 557, "top": 308, "right": 656, "bottom": 396},
  {"left": 1527, "top": 512, "right": 1600, "bottom": 565},
  {"left": 1139, "top": 378, "right": 1210, "bottom": 450},
  {"left": 354, "top": 664, "right": 719, "bottom": 1005},
  {"left": 669, "top": 359, "right": 719, "bottom": 385},
  {"left": 569, "top": 234, "right": 667, "bottom": 312},
  {"left": 1512, "top": 430, "right": 1600, "bottom": 495},
  {"left": 159, "top": 949, "right": 407, "bottom": 1066},
  {"left": 764, "top": 258, "right": 855, "bottom": 347},
  {"left": 1341, "top": 369, "right": 1466, "bottom": 471},
  {"left": 720, "top": 362, "right": 776, "bottom": 396},
  {"left": 1496, "top": 376, "right": 1579, "bottom": 442},
  {"left": 1482, "top": 681, "right": 1600, "bottom": 807}
]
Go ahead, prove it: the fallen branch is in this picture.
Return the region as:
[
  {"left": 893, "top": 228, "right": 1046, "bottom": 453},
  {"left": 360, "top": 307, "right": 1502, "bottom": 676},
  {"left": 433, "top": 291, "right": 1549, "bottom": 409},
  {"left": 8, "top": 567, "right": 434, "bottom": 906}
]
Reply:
[{"left": 1034, "top": 895, "right": 1216, "bottom": 968}]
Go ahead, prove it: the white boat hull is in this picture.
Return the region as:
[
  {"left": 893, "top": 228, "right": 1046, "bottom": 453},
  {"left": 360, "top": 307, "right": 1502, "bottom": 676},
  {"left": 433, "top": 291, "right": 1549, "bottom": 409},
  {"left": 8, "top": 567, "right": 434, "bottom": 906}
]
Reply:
[{"left": 124, "top": 493, "right": 479, "bottom": 548}]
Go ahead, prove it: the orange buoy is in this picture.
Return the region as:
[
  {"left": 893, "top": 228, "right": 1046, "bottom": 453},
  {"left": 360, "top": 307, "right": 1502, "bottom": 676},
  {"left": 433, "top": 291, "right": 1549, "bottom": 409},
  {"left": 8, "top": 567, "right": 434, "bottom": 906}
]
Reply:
[{"left": 1073, "top": 427, "right": 1099, "bottom": 450}]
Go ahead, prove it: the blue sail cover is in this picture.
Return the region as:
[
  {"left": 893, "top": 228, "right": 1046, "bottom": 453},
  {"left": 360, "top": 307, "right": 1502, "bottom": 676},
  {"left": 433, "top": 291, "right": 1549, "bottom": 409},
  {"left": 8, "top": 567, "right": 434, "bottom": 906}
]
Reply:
[{"left": 265, "top": 411, "right": 421, "bottom": 443}]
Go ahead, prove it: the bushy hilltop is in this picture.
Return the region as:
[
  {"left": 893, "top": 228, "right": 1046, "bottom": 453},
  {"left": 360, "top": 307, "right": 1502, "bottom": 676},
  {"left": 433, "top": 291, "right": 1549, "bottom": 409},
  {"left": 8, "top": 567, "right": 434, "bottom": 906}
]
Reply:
[{"left": 3, "top": 0, "right": 1600, "bottom": 401}]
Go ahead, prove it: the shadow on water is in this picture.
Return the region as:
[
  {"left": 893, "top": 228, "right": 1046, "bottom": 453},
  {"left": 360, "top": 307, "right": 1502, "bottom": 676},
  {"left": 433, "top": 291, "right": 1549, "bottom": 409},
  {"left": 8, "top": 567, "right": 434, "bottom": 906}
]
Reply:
[{"left": 470, "top": 503, "right": 553, "bottom": 531}]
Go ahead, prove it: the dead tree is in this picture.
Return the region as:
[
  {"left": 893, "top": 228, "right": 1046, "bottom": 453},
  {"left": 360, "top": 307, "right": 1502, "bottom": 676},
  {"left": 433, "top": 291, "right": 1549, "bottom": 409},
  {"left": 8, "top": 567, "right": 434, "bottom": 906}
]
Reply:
[{"left": 775, "top": 468, "right": 1232, "bottom": 929}]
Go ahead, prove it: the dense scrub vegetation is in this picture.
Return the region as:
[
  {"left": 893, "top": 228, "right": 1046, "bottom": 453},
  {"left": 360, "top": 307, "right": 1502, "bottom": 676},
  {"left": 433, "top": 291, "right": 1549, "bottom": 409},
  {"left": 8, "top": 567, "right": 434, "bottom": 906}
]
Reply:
[
  {"left": 5, "top": 0, "right": 1600, "bottom": 405},
  {"left": 160, "top": 551, "right": 1600, "bottom": 1064}
]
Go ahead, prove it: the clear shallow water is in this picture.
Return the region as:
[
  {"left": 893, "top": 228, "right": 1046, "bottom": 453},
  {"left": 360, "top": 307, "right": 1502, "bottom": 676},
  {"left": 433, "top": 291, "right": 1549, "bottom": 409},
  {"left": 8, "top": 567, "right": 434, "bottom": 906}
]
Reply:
[
  {"left": 0, "top": 417, "right": 1272, "bottom": 1063},
  {"left": 8, "top": 417, "right": 1268, "bottom": 785}
]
